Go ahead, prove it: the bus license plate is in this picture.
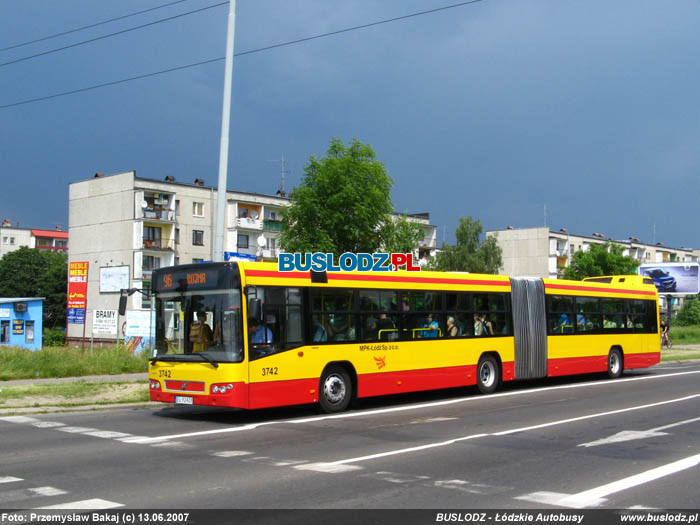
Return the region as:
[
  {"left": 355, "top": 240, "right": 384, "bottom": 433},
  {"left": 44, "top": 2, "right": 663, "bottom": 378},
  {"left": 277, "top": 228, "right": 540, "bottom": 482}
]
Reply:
[{"left": 174, "top": 396, "right": 193, "bottom": 405}]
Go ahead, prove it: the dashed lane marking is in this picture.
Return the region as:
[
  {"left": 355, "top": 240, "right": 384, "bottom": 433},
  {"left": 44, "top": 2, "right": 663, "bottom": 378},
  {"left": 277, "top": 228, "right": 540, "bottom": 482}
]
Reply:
[
  {"left": 0, "top": 477, "right": 23, "bottom": 483},
  {"left": 211, "top": 450, "right": 253, "bottom": 458},
  {"left": 35, "top": 498, "right": 124, "bottom": 510}
]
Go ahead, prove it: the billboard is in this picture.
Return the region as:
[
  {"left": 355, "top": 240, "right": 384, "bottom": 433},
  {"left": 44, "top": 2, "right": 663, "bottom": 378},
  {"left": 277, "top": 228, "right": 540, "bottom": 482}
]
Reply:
[
  {"left": 99, "top": 265, "right": 129, "bottom": 293},
  {"left": 639, "top": 262, "right": 699, "bottom": 296},
  {"left": 67, "top": 261, "right": 88, "bottom": 324}
]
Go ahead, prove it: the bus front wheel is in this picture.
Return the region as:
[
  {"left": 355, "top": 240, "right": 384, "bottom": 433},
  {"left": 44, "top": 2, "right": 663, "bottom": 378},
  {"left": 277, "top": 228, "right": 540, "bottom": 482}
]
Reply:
[
  {"left": 476, "top": 355, "right": 500, "bottom": 394},
  {"left": 319, "top": 366, "right": 352, "bottom": 413},
  {"left": 607, "top": 348, "right": 623, "bottom": 379}
]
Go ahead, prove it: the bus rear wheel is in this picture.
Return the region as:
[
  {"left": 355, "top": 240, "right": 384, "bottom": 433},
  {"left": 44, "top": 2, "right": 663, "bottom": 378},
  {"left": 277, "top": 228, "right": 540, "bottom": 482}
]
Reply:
[
  {"left": 607, "top": 348, "right": 623, "bottom": 379},
  {"left": 319, "top": 366, "right": 352, "bottom": 413},
  {"left": 476, "top": 355, "right": 500, "bottom": 394}
]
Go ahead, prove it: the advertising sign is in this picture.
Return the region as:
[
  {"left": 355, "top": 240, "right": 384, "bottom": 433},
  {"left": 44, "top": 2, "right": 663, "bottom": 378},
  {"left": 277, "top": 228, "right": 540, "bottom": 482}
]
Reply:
[
  {"left": 224, "top": 252, "right": 257, "bottom": 262},
  {"left": 123, "top": 310, "right": 155, "bottom": 353},
  {"left": 639, "top": 263, "right": 700, "bottom": 296},
  {"left": 67, "top": 261, "right": 89, "bottom": 324},
  {"left": 99, "top": 265, "right": 129, "bottom": 293},
  {"left": 12, "top": 320, "right": 24, "bottom": 335},
  {"left": 93, "top": 309, "right": 118, "bottom": 335}
]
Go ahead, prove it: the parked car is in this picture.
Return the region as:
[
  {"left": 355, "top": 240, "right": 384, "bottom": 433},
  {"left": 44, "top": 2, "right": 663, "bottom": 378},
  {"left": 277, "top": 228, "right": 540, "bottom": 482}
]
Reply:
[{"left": 642, "top": 268, "right": 677, "bottom": 292}]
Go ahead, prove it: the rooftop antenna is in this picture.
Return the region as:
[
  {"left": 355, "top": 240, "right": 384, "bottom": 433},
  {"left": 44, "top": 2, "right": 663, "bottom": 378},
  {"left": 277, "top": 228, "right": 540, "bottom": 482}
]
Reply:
[{"left": 267, "top": 154, "right": 289, "bottom": 196}]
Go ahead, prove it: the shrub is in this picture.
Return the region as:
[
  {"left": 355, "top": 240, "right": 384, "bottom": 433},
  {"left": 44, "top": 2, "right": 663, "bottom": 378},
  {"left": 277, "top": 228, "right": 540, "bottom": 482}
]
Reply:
[
  {"left": 43, "top": 328, "right": 66, "bottom": 346},
  {"left": 674, "top": 297, "right": 700, "bottom": 326}
]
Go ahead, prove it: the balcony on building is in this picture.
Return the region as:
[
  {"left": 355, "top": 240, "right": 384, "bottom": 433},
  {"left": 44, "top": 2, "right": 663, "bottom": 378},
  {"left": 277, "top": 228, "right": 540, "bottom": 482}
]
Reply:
[{"left": 140, "top": 192, "right": 175, "bottom": 222}]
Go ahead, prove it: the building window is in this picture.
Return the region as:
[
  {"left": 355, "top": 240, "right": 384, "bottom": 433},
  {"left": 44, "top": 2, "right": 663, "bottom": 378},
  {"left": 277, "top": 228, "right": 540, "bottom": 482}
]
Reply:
[
  {"left": 9, "top": 237, "right": 15, "bottom": 245},
  {"left": 266, "top": 237, "right": 276, "bottom": 250},
  {"left": 56, "top": 240, "right": 67, "bottom": 248},
  {"left": 237, "top": 234, "right": 249, "bottom": 249},
  {"left": 175, "top": 200, "right": 180, "bottom": 216},
  {"left": 193, "top": 230, "right": 204, "bottom": 246},
  {"left": 25, "top": 321, "right": 34, "bottom": 343},
  {"left": 144, "top": 226, "right": 162, "bottom": 248},
  {"left": 238, "top": 207, "right": 249, "bottom": 218},
  {"left": 175, "top": 228, "right": 180, "bottom": 245},
  {"left": 193, "top": 202, "right": 204, "bottom": 217},
  {"left": 193, "top": 258, "right": 204, "bottom": 264},
  {"left": 1, "top": 321, "right": 9, "bottom": 343},
  {"left": 142, "top": 282, "right": 152, "bottom": 310},
  {"left": 143, "top": 255, "right": 161, "bottom": 271},
  {"left": 2, "top": 237, "right": 7, "bottom": 245},
  {"left": 37, "top": 238, "right": 51, "bottom": 247}
]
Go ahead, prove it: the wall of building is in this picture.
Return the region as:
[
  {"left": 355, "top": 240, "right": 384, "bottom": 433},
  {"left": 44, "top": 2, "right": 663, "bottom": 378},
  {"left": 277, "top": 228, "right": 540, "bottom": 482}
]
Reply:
[
  {"left": 0, "top": 298, "right": 43, "bottom": 350},
  {"left": 0, "top": 227, "right": 33, "bottom": 258}
]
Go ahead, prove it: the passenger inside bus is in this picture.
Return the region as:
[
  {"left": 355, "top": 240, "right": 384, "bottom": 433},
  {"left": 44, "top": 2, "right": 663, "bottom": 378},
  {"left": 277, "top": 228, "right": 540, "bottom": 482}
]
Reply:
[{"left": 190, "top": 311, "right": 213, "bottom": 352}]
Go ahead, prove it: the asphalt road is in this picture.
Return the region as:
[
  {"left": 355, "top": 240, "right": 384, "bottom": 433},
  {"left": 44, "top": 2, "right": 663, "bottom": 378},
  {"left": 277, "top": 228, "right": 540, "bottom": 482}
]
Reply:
[{"left": 1, "top": 361, "right": 699, "bottom": 512}]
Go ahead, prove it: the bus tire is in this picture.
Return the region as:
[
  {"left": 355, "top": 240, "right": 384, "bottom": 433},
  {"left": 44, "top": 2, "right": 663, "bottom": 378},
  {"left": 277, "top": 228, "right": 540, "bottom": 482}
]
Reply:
[
  {"left": 476, "top": 354, "right": 500, "bottom": 394},
  {"left": 319, "top": 366, "right": 352, "bottom": 413},
  {"left": 607, "top": 348, "right": 623, "bottom": 379}
]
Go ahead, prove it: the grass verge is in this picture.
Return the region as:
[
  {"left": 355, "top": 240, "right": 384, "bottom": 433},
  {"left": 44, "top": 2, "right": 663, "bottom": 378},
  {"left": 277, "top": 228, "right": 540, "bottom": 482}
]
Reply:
[
  {"left": 0, "top": 345, "right": 149, "bottom": 381},
  {"left": 668, "top": 325, "right": 700, "bottom": 345},
  {"left": 0, "top": 381, "right": 149, "bottom": 409}
]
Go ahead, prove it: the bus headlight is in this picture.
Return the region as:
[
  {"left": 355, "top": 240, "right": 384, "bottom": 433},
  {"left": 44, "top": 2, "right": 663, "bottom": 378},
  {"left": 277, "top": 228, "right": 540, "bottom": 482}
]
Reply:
[{"left": 212, "top": 383, "right": 234, "bottom": 394}]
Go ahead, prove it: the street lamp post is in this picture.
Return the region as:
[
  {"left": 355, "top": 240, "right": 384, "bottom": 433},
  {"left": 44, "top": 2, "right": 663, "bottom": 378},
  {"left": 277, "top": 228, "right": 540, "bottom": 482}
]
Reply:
[{"left": 214, "top": 0, "right": 237, "bottom": 262}]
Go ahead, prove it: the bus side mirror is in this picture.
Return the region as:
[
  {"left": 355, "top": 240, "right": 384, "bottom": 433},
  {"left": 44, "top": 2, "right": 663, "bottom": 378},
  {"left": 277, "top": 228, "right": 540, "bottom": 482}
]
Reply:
[
  {"left": 118, "top": 295, "right": 127, "bottom": 316},
  {"left": 248, "top": 298, "right": 262, "bottom": 322}
]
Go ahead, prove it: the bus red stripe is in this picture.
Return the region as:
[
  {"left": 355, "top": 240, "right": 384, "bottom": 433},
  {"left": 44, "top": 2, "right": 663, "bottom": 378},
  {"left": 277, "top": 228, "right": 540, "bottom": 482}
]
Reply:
[
  {"left": 545, "top": 283, "right": 656, "bottom": 296},
  {"left": 244, "top": 269, "right": 510, "bottom": 287}
]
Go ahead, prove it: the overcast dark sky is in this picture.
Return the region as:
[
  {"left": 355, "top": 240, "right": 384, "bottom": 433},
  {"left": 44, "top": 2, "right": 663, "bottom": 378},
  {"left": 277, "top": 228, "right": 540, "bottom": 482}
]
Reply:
[{"left": 1, "top": 0, "right": 698, "bottom": 248}]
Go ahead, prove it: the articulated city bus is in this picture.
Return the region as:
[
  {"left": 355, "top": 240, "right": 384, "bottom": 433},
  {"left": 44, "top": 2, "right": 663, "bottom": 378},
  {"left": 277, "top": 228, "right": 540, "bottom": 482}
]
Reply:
[{"left": 147, "top": 262, "right": 660, "bottom": 413}]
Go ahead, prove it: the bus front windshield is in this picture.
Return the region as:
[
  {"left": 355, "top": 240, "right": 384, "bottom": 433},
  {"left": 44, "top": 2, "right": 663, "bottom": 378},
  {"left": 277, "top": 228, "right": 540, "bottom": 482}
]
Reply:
[{"left": 154, "top": 289, "right": 244, "bottom": 363}]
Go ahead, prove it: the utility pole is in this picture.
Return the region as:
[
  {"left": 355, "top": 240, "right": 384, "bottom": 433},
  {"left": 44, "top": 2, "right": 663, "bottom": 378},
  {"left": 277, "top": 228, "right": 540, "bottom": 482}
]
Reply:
[
  {"left": 267, "top": 154, "right": 289, "bottom": 196},
  {"left": 214, "top": 0, "right": 237, "bottom": 262}
]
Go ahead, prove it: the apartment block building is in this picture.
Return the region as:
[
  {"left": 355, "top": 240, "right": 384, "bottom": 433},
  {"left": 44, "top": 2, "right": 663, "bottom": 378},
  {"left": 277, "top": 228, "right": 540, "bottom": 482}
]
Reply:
[
  {"left": 486, "top": 226, "right": 697, "bottom": 279},
  {"left": 67, "top": 170, "right": 288, "bottom": 343},
  {"left": 0, "top": 219, "right": 68, "bottom": 258}
]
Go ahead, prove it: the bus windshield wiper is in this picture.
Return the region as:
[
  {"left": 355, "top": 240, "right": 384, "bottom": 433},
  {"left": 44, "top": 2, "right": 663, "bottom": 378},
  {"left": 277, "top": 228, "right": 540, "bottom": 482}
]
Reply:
[{"left": 191, "top": 352, "right": 219, "bottom": 368}]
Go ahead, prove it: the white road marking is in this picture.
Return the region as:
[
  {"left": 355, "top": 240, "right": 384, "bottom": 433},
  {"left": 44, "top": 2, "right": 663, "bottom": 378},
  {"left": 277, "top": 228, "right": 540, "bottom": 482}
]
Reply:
[
  {"left": 558, "top": 453, "right": 700, "bottom": 508},
  {"left": 35, "top": 498, "right": 124, "bottom": 509},
  {"left": 0, "top": 477, "right": 23, "bottom": 483},
  {"left": 579, "top": 416, "right": 700, "bottom": 447},
  {"left": 434, "top": 479, "right": 504, "bottom": 495},
  {"left": 517, "top": 452, "right": 700, "bottom": 508},
  {"left": 58, "top": 426, "right": 97, "bottom": 433},
  {"left": 212, "top": 450, "right": 253, "bottom": 457},
  {"left": 117, "top": 436, "right": 151, "bottom": 443},
  {"left": 294, "top": 462, "right": 362, "bottom": 473},
  {"left": 410, "top": 417, "right": 458, "bottom": 424},
  {"left": 32, "top": 421, "right": 65, "bottom": 428},
  {"left": 124, "top": 369, "right": 700, "bottom": 444},
  {"left": 0, "top": 416, "right": 39, "bottom": 424},
  {"left": 83, "top": 430, "right": 132, "bottom": 439},
  {"left": 368, "top": 471, "right": 431, "bottom": 484},
  {"left": 29, "top": 487, "right": 68, "bottom": 497}
]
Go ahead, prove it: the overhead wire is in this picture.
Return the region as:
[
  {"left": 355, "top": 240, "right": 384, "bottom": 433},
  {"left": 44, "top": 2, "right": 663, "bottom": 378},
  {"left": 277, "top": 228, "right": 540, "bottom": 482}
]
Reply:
[
  {"left": 0, "top": 1, "right": 228, "bottom": 68},
  {"left": 0, "top": 0, "right": 194, "bottom": 53},
  {"left": 0, "top": 0, "right": 483, "bottom": 110}
]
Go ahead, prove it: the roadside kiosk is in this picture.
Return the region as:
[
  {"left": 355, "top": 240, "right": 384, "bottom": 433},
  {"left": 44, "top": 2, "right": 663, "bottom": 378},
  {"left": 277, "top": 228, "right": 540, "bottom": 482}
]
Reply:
[{"left": 0, "top": 297, "right": 43, "bottom": 350}]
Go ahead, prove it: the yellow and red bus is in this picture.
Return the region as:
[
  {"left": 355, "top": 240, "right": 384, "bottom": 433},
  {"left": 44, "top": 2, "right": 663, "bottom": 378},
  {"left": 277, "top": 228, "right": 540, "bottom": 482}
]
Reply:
[{"left": 148, "top": 262, "right": 660, "bottom": 413}]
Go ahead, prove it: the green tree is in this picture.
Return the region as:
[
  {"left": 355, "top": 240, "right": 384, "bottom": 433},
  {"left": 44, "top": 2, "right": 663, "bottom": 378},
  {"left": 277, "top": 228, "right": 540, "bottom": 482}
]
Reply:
[
  {"left": 0, "top": 247, "right": 67, "bottom": 327},
  {"left": 427, "top": 217, "right": 503, "bottom": 274},
  {"left": 281, "top": 137, "right": 421, "bottom": 256},
  {"left": 674, "top": 297, "right": 700, "bottom": 326},
  {"left": 563, "top": 242, "right": 640, "bottom": 280}
]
